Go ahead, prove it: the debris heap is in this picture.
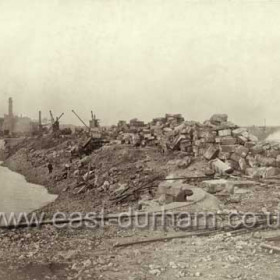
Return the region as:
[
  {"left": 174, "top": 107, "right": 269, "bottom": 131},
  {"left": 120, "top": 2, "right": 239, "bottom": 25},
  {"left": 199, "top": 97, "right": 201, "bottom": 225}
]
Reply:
[{"left": 117, "top": 113, "right": 280, "bottom": 178}]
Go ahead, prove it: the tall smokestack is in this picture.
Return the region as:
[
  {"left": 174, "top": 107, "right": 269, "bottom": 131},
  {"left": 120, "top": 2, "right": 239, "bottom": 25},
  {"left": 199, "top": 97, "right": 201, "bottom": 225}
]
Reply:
[
  {"left": 39, "top": 111, "right": 42, "bottom": 126},
  {"left": 8, "top": 97, "right": 13, "bottom": 117},
  {"left": 8, "top": 97, "right": 14, "bottom": 134}
]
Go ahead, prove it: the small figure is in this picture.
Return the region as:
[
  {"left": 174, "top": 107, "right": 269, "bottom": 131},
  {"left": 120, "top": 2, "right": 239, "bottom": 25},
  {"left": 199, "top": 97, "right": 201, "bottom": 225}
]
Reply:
[
  {"left": 63, "top": 163, "right": 71, "bottom": 179},
  {"left": 47, "top": 162, "right": 53, "bottom": 174}
]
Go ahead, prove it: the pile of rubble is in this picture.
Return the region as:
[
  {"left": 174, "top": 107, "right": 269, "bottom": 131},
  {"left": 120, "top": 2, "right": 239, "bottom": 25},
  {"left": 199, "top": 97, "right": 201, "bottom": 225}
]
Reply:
[
  {"left": 244, "top": 141, "right": 280, "bottom": 178},
  {"left": 194, "top": 114, "right": 280, "bottom": 178},
  {"left": 116, "top": 113, "right": 280, "bottom": 179},
  {"left": 6, "top": 112, "right": 280, "bottom": 213}
]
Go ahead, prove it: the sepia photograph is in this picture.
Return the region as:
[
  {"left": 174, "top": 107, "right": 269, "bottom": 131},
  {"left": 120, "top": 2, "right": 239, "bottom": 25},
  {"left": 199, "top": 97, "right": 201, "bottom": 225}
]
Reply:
[{"left": 0, "top": 0, "right": 280, "bottom": 279}]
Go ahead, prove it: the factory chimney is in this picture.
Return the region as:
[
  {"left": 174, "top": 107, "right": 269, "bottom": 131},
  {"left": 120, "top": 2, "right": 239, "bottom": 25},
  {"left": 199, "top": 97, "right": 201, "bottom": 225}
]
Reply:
[
  {"left": 39, "top": 111, "right": 42, "bottom": 126},
  {"left": 38, "top": 110, "right": 43, "bottom": 133},
  {"left": 8, "top": 97, "right": 13, "bottom": 117},
  {"left": 8, "top": 97, "right": 14, "bottom": 134}
]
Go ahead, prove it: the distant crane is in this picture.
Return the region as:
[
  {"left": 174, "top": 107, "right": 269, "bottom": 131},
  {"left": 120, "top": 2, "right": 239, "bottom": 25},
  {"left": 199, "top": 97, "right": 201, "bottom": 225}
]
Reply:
[
  {"left": 49, "top": 111, "right": 64, "bottom": 123},
  {"left": 36, "top": 110, "right": 65, "bottom": 135},
  {"left": 72, "top": 109, "right": 101, "bottom": 136},
  {"left": 71, "top": 110, "right": 106, "bottom": 154},
  {"left": 72, "top": 110, "right": 91, "bottom": 133},
  {"left": 49, "top": 110, "right": 55, "bottom": 124},
  {"left": 57, "top": 113, "right": 64, "bottom": 121},
  {"left": 90, "top": 110, "right": 100, "bottom": 128},
  {"left": 48, "top": 110, "right": 64, "bottom": 133}
]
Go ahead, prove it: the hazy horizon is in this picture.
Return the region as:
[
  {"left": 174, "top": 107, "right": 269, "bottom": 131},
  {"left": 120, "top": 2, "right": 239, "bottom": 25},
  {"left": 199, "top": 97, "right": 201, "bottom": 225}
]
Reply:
[{"left": 0, "top": 0, "right": 280, "bottom": 126}]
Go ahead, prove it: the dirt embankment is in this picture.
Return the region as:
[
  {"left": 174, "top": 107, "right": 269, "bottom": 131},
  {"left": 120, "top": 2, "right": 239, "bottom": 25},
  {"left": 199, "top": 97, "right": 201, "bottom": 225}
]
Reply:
[{"left": 3, "top": 136, "right": 173, "bottom": 216}]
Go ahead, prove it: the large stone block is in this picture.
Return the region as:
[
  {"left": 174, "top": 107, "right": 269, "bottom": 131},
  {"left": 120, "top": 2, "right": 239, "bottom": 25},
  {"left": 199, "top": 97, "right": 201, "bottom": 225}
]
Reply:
[
  {"left": 232, "top": 128, "right": 247, "bottom": 136},
  {"left": 197, "top": 129, "right": 216, "bottom": 138},
  {"left": 210, "top": 114, "right": 228, "bottom": 124},
  {"left": 244, "top": 141, "right": 255, "bottom": 149},
  {"left": 245, "top": 167, "right": 266, "bottom": 178},
  {"left": 218, "top": 129, "right": 232, "bottom": 137},
  {"left": 245, "top": 167, "right": 280, "bottom": 178},
  {"left": 218, "top": 152, "right": 231, "bottom": 161},
  {"left": 226, "top": 159, "right": 240, "bottom": 170},
  {"left": 202, "top": 179, "right": 254, "bottom": 195},
  {"left": 158, "top": 193, "right": 174, "bottom": 204},
  {"left": 216, "top": 137, "right": 237, "bottom": 145},
  {"left": 255, "top": 155, "right": 276, "bottom": 167},
  {"left": 211, "top": 158, "right": 233, "bottom": 174},
  {"left": 204, "top": 145, "right": 219, "bottom": 160},
  {"left": 239, "top": 158, "right": 247, "bottom": 171},
  {"left": 179, "top": 140, "right": 192, "bottom": 152},
  {"left": 215, "top": 122, "right": 238, "bottom": 130},
  {"left": 157, "top": 181, "right": 193, "bottom": 202},
  {"left": 205, "top": 134, "right": 216, "bottom": 143},
  {"left": 240, "top": 131, "right": 250, "bottom": 138},
  {"left": 171, "top": 135, "right": 186, "bottom": 150},
  {"left": 250, "top": 145, "right": 264, "bottom": 155},
  {"left": 235, "top": 146, "right": 249, "bottom": 157},
  {"left": 196, "top": 130, "right": 217, "bottom": 143},
  {"left": 265, "top": 167, "right": 280, "bottom": 178},
  {"left": 201, "top": 179, "right": 229, "bottom": 194},
  {"left": 237, "top": 136, "right": 248, "bottom": 145},
  {"left": 230, "top": 153, "right": 242, "bottom": 163},
  {"left": 247, "top": 155, "right": 258, "bottom": 168},
  {"left": 220, "top": 145, "right": 237, "bottom": 153}
]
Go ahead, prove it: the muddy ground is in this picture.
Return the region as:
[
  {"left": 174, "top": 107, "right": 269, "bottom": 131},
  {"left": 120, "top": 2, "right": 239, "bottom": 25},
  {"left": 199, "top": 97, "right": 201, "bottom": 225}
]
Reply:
[{"left": 1, "top": 138, "right": 280, "bottom": 279}]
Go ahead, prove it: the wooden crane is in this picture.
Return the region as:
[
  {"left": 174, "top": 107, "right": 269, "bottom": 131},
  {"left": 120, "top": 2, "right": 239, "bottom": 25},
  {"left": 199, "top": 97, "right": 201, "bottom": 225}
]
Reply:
[
  {"left": 72, "top": 110, "right": 91, "bottom": 132},
  {"left": 90, "top": 110, "right": 100, "bottom": 128},
  {"left": 48, "top": 111, "right": 64, "bottom": 133},
  {"left": 49, "top": 110, "right": 55, "bottom": 124}
]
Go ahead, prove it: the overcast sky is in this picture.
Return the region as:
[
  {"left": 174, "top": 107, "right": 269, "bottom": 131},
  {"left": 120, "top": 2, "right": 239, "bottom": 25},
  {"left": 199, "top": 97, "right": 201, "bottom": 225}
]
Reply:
[{"left": 0, "top": 0, "right": 279, "bottom": 126}]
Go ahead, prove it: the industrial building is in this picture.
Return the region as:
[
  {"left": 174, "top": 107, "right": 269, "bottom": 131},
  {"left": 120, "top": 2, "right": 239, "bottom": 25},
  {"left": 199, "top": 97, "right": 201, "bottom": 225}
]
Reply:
[{"left": 1, "top": 97, "right": 37, "bottom": 136}]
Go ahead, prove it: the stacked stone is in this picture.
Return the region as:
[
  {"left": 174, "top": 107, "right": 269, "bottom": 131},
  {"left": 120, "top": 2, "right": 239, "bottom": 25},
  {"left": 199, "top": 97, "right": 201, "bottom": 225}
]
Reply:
[
  {"left": 192, "top": 124, "right": 218, "bottom": 157},
  {"left": 155, "top": 114, "right": 258, "bottom": 162},
  {"left": 168, "top": 120, "right": 209, "bottom": 156},
  {"left": 199, "top": 114, "right": 259, "bottom": 173},
  {"left": 150, "top": 114, "right": 189, "bottom": 153},
  {"left": 193, "top": 114, "right": 280, "bottom": 178},
  {"left": 172, "top": 123, "right": 195, "bottom": 156},
  {"left": 245, "top": 141, "right": 280, "bottom": 178},
  {"left": 170, "top": 114, "right": 280, "bottom": 177},
  {"left": 118, "top": 113, "right": 280, "bottom": 178}
]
